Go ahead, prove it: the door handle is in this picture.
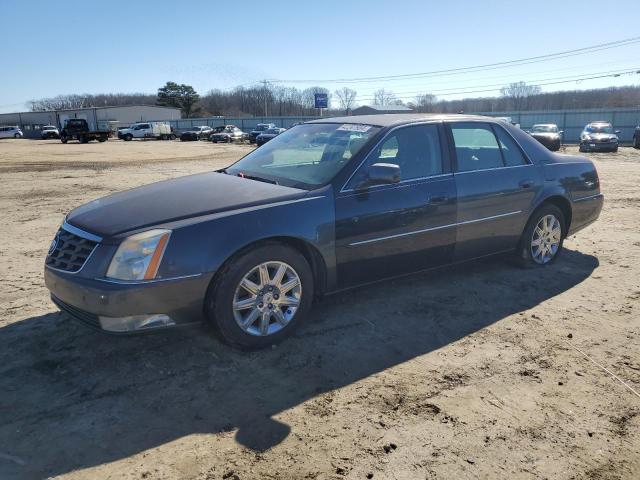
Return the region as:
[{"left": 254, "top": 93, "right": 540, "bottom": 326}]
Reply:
[
  {"left": 427, "top": 194, "right": 449, "bottom": 205},
  {"left": 519, "top": 179, "right": 534, "bottom": 189}
]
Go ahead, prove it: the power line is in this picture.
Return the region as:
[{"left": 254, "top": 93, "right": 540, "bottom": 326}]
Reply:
[
  {"left": 356, "top": 68, "right": 640, "bottom": 101},
  {"left": 354, "top": 67, "right": 640, "bottom": 100},
  {"left": 268, "top": 36, "right": 640, "bottom": 84}
]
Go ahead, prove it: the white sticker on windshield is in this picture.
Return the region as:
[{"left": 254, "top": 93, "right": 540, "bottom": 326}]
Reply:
[{"left": 337, "top": 124, "right": 372, "bottom": 132}]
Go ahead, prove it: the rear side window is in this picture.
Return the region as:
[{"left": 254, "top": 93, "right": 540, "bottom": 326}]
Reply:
[
  {"left": 349, "top": 124, "right": 443, "bottom": 187},
  {"left": 493, "top": 126, "right": 528, "bottom": 166},
  {"left": 451, "top": 123, "right": 502, "bottom": 172}
]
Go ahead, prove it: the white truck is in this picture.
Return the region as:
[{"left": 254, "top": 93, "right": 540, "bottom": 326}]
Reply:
[{"left": 118, "top": 122, "right": 175, "bottom": 141}]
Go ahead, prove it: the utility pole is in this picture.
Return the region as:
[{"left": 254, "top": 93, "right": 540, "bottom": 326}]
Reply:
[{"left": 262, "top": 79, "right": 268, "bottom": 117}]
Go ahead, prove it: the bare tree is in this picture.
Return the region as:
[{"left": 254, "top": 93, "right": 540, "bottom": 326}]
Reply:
[
  {"left": 499, "top": 81, "right": 542, "bottom": 110},
  {"left": 410, "top": 93, "right": 437, "bottom": 112},
  {"left": 334, "top": 87, "right": 357, "bottom": 113},
  {"left": 373, "top": 89, "right": 401, "bottom": 106}
]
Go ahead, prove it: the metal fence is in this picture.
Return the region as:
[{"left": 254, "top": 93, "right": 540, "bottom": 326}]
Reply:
[
  {"left": 163, "top": 116, "right": 319, "bottom": 133},
  {"left": 155, "top": 107, "right": 640, "bottom": 144},
  {"left": 479, "top": 107, "right": 640, "bottom": 144}
]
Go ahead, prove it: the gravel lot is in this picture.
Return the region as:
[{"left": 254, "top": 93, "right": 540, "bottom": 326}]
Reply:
[{"left": 0, "top": 138, "right": 639, "bottom": 480}]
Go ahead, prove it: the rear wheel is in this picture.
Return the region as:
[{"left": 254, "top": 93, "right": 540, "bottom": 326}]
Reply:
[
  {"left": 517, "top": 204, "right": 565, "bottom": 267},
  {"left": 170, "top": 134, "right": 176, "bottom": 140},
  {"left": 14, "top": 133, "right": 20, "bottom": 138},
  {"left": 206, "top": 244, "right": 314, "bottom": 349},
  {"left": 98, "top": 136, "right": 107, "bottom": 142}
]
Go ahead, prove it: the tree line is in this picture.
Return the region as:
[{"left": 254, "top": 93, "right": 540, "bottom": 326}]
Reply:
[{"left": 28, "top": 81, "right": 640, "bottom": 117}]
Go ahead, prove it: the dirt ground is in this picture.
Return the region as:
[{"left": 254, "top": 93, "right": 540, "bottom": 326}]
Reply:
[{"left": 0, "top": 138, "right": 638, "bottom": 480}]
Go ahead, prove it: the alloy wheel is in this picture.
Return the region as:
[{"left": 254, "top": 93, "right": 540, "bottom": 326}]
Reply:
[
  {"left": 531, "top": 214, "right": 562, "bottom": 264},
  {"left": 232, "top": 261, "right": 302, "bottom": 336}
]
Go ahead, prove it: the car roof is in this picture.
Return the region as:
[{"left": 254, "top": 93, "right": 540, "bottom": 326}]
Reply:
[
  {"left": 306, "top": 113, "right": 502, "bottom": 128},
  {"left": 532, "top": 123, "right": 557, "bottom": 127}
]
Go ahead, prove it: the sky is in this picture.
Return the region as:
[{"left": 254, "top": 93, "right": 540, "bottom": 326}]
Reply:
[{"left": 1, "top": 0, "right": 639, "bottom": 113}]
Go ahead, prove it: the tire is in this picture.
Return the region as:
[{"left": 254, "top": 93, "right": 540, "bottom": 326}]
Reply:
[
  {"left": 578, "top": 143, "right": 587, "bottom": 153},
  {"left": 227, "top": 136, "right": 232, "bottom": 143},
  {"left": 170, "top": 134, "right": 176, "bottom": 140},
  {"left": 14, "top": 133, "right": 20, "bottom": 138},
  {"left": 206, "top": 243, "right": 314, "bottom": 349},
  {"left": 124, "top": 134, "right": 133, "bottom": 141},
  {"left": 60, "top": 134, "right": 68, "bottom": 144},
  {"left": 516, "top": 204, "right": 566, "bottom": 268},
  {"left": 612, "top": 147, "right": 618, "bottom": 153}
]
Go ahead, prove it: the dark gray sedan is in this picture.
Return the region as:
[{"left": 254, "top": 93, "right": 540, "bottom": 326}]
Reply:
[
  {"left": 45, "top": 114, "right": 603, "bottom": 349},
  {"left": 528, "top": 124, "right": 562, "bottom": 151}
]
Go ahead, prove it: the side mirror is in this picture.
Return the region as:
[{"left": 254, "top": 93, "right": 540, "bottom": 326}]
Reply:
[
  {"left": 615, "top": 130, "right": 621, "bottom": 134},
  {"left": 362, "top": 163, "right": 401, "bottom": 187},
  {"left": 559, "top": 130, "right": 564, "bottom": 135}
]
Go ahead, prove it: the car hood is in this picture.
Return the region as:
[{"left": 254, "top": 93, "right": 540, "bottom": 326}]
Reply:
[
  {"left": 531, "top": 132, "right": 559, "bottom": 138},
  {"left": 66, "top": 172, "right": 306, "bottom": 238},
  {"left": 584, "top": 133, "right": 617, "bottom": 141}
]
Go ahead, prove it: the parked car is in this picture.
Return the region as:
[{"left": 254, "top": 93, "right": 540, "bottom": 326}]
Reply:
[
  {"left": 44, "top": 114, "right": 603, "bottom": 349},
  {"left": 528, "top": 124, "right": 562, "bottom": 151},
  {"left": 180, "top": 126, "right": 213, "bottom": 141},
  {"left": 41, "top": 125, "right": 60, "bottom": 139},
  {"left": 248, "top": 123, "right": 276, "bottom": 143},
  {"left": 0, "top": 126, "right": 23, "bottom": 138},
  {"left": 256, "top": 127, "right": 286, "bottom": 146},
  {"left": 118, "top": 122, "right": 175, "bottom": 141},
  {"left": 60, "top": 119, "right": 110, "bottom": 143},
  {"left": 579, "top": 122, "right": 619, "bottom": 152},
  {"left": 633, "top": 125, "right": 640, "bottom": 149},
  {"left": 210, "top": 125, "right": 249, "bottom": 143}
]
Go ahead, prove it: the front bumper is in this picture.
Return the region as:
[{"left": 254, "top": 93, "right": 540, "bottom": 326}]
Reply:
[
  {"left": 581, "top": 141, "right": 618, "bottom": 151},
  {"left": 45, "top": 267, "right": 211, "bottom": 333}
]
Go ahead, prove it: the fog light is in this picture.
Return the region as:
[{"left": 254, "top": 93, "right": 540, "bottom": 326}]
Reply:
[{"left": 98, "top": 314, "right": 175, "bottom": 332}]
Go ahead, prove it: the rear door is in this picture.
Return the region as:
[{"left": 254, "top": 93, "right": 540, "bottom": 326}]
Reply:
[
  {"left": 448, "top": 122, "right": 540, "bottom": 260},
  {"left": 335, "top": 123, "right": 457, "bottom": 288}
]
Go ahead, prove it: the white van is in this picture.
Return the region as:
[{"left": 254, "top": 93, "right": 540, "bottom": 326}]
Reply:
[
  {"left": 118, "top": 122, "right": 174, "bottom": 141},
  {"left": 0, "top": 126, "right": 24, "bottom": 138}
]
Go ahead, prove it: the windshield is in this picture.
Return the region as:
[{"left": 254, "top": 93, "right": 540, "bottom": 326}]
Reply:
[
  {"left": 226, "top": 123, "right": 380, "bottom": 188},
  {"left": 254, "top": 125, "right": 269, "bottom": 131},
  {"left": 531, "top": 125, "right": 557, "bottom": 133},
  {"left": 264, "top": 129, "right": 280, "bottom": 134},
  {"left": 586, "top": 124, "right": 614, "bottom": 134}
]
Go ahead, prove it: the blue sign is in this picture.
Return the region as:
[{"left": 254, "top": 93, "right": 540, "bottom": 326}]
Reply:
[{"left": 314, "top": 93, "right": 328, "bottom": 109}]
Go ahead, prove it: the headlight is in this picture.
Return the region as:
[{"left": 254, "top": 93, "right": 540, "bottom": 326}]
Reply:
[
  {"left": 582, "top": 134, "right": 591, "bottom": 141},
  {"left": 106, "top": 229, "right": 171, "bottom": 281}
]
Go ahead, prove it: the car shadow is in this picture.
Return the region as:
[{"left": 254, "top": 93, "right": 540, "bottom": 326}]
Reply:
[{"left": 0, "top": 249, "right": 597, "bottom": 479}]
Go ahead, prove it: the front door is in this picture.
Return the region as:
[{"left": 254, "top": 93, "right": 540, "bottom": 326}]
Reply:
[
  {"left": 335, "top": 123, "right": 457, "bottom": 288},
  {"left": 448, "top": 122, "right": 541, "bottom": 260}
]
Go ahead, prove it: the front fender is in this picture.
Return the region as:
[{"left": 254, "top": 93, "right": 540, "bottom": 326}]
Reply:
[{"left": 157, "top": 189, "right": 337, "bottom": 289}]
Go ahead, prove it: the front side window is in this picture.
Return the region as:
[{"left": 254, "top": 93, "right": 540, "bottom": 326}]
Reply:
[
  {"left": 347, "top": 124, "right": 443, "bottom": 188},
  {"left": 451, "top": 123, "right": 503, "bottom": 172},
  {"left": 226, "top": 123, "right": 380, "bottom": 188}
]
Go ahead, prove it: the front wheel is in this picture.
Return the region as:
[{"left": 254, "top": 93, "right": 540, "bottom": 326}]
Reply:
[
  {"left": 206, "top": 244, "right": 314, "bottom": 349},
  {"left": 60, "top": 134, "right": 68, "bottom": 144},
  {"left": 517, "top": 205, "right": 565, "bottom": 267},
  {"left": 124, "top": 134, "right": 133, "bottom": 141}
]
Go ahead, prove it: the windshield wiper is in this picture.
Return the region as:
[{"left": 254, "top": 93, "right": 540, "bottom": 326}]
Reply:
[{"left": 237, "top": 173, "right": 278, "bottom": 185}]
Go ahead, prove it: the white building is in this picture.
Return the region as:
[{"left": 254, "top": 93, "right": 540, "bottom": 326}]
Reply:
[{"left": 0, "top": 105, "right": 182, "bottom": 137}]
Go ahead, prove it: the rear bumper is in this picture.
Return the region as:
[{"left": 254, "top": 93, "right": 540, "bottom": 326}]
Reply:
[
  {"left": 45, "top": 267, "right": 211, "bottom": 333},
  {"left": 568, "top": 193, "right": 604, "bottom": 235}
]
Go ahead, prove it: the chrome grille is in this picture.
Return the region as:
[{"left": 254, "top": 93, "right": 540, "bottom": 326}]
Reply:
[{"left": 45, "top": 227, "right": 98, "bottom": 273}]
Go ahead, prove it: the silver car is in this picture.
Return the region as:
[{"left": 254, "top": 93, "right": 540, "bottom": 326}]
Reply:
[{"left": 0, "top": 126, "right": 23, "bottom": 138}]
